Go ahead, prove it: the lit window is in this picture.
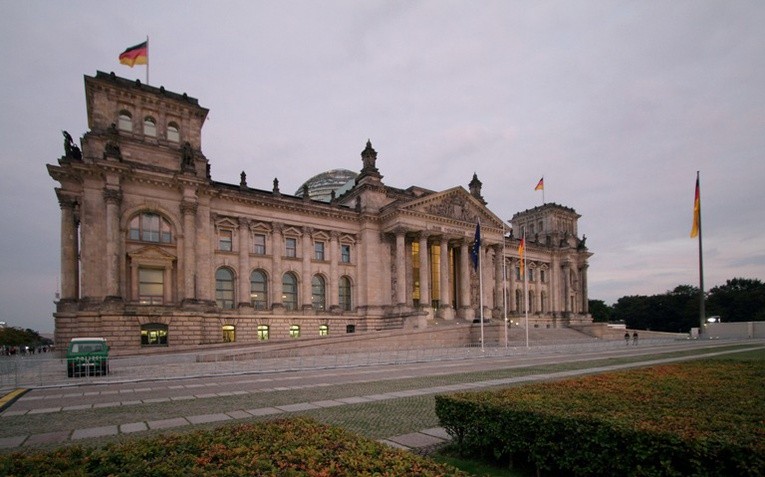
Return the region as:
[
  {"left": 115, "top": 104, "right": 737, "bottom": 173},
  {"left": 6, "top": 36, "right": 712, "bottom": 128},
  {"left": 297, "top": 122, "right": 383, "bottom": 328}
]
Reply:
[
  {"left": 144, "top": 116, "right": 157, "bottom": 137},
  {"left": 250, "top": 270, "right": 268, "bottom": 310},
  {"left": 222, "top": 325, "right": 235, "bottom": 342},
  {"left": 141, "top": 323, "right": 168, "bottom": 346},
  {"left": 138, "top": 268, "right": 164, "bottom": 305},
  {"left": 285, "top": 238, "right": 297, "bottom": 258},
  {"left": 341, "top": 244, "right": 351, "bottom": 263},
  {"left": 219, "top": 230, "right": 233, "bottom": 251},
  {"left": 312, "top": 275, "right": 326, "bottom": 311},
  {"left": 319, "top": 324, "right": 329, "bottom": 336},
  {"left": 118, "top": 111, "right": 132, "bottom": 132},
  {"left": 289, "top": 325, "right": 300, "bottom": 338},
  {"left": 129, "top": 213, "right": 172, "bottom": 243},
  {"left": 216, "top": 268, "right": 235, "bottom": 309},
  {"left": 167, "top": 122, "right": 180, "bottom": 142},
  {"left": 253, "top": 234, "right": 266, "bottom": 254},
  {"left": 339, "top": 276, "right": 351, "bottom": 311},
  {"left": 314, "top": 242, "right": 325, "bottom": 261},
  {"left": 257, "top": 325, "right": 269, "bottom": 341},
  {"left": 282, "top": 273, "right": 298, "bottom": 310}
]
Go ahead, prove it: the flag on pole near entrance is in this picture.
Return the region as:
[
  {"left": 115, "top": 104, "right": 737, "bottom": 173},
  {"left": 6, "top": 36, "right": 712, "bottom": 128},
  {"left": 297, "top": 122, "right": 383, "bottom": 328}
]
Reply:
[
  {"left": 690, "top": 175, "right": 700, "bottom": 238},
  {"left": 518, "top": 236, "right": 525, "bottom": 274},
  {"left": 471, "top": 222, "right": 481, "bottom": 270},
  {"left": 534, "top": 177, "right": 544, "bottom": 191},
  {"left": 119, "top": 41, "right": 148, "bottom": 67}
]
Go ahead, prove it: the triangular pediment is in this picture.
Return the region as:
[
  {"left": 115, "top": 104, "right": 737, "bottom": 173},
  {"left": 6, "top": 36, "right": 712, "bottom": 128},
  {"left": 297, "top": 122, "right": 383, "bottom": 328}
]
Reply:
[
  {"left": 398, "top": 187, "right": 504, "bottom": 228},
  {"left": 128, "top": 245, "right": 177, "bottom": 262}
]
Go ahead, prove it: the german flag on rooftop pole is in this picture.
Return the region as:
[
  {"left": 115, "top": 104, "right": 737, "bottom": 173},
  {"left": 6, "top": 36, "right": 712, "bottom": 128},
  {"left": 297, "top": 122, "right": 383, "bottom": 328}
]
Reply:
[{"left": 119, "top": 38, "right": 149, "bottom": 84}]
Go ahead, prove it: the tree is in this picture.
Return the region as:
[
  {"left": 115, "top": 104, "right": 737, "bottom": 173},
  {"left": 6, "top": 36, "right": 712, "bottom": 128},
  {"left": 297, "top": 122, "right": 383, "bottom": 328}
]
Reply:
[
  {"left": 0, "top": 326, "right": 50, "bottom": 348},
  {"left": 588, "top": 299, "right": 613, "bottom": 322},
  {"left": 611, "top": 285, "right": 700, "bottom": 332},
  {"left": 707, "top": 278, "right": 765, "bottom": 322}
]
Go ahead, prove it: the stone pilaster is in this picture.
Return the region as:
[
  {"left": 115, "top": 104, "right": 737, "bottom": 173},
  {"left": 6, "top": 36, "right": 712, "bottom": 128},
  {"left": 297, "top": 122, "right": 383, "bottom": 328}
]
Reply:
[
  {"left": 329, "top": 231, "right": 339, "bottom": 308},
  {"left": 437, "top": 236, "right": 454, "bottom": 319},
  {"left": 103, "top": 188, "right": 122, "bottom": 299},
  {"left": 180, "top": 200, "right": 198, "bottom": 302},
  {"left": 418, "top": 233, "right": 430, "bottom": 312},
  {"left": 394, "top": 228, "right": 406, "bottom": 306},
  {"left": 302, "top": 227, "right": 313, "bottom": 310},
  {"left": 238, "top": 217, "right": 250, "bottom": 308},
  {"left": 271, "top": 222, "right": 283, "bottom": 308},
  {"left": 57, "top": 191, "right": 79, "bottom": 300}
]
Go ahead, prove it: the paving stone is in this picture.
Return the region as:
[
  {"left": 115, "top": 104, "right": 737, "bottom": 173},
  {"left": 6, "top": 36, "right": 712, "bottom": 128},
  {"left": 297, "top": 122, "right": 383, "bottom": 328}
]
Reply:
[
  {"left": 378, "top": 439, "right": 409, "bottom": 450},
  {"left": 387, "top": 432, "right": 447, "bottom": 449},
  {"left": 310, "top": 400, "right": 345, "bottom": 408},
  {"left": 245, "top": 407, "right": 282, "bottom": 416},
  {"left": 93, "top": 401, "right": 121, "bottom": 409},
  {"left": 143, "top": 398, "right": 170, "bottom": 403},
  {"left": 121, "top": 400, "right": 142, "bottom": 406},
  {"left": 0, "top": 435, "right": 27, "bottom": 449},
  {"left": 187, "top": 413, "right": 232, "bottom": 425},
  {"left": 24, "top": 431, "right": 71, "bottom": 446},
  {"left": 1, "top": 410, "right": 28, "bottom": 417},
  {"left": 276, "top": 402, "right": 320, "bottom": 412},
  {"left": 364, "top": 393, "right": 395, "bottom": 401},
  {"left": 420, "top": 427, "right": 450, "bottom": 440},
  {"left": 194, "top": 393, "right": 219, "bottom": 399},
  {"left": 170, "top": 395, "right": 195, "bottom": 401},
  {"left": 71, "top": 425, "right": 119, "bottom": 440},
  {"left": 147, "top": 417, "right": 189, "bottom": 430},
  {"left": 62, "top": 404, "right": 92, "bottom": 411},
  {"left": 28, "top": 407, "right": 61, "bottom": 414},
  {"left": 226, "top": 410, "right": 253, "bottom": 419},
  {"left": 335, "top": 396, "right": 372, "bottom": 404},
  {"left": 120, "top": 422, "right": 148, "bottom": 433}
]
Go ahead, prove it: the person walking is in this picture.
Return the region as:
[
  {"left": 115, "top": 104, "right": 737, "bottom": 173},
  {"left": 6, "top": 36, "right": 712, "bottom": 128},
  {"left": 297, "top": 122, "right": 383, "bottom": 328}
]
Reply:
[
  {"left": 632, "top": 331, "right": 639, "bottom": 346},
  {"left": 624, "top": 331, "right": 630, "bottom": 345}
]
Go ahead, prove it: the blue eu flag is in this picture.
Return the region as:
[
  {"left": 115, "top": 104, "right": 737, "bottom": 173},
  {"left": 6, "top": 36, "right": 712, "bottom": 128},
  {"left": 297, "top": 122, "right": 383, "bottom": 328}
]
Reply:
[{"left": 471, "top": 222, "right": 481, "bottom": 270}]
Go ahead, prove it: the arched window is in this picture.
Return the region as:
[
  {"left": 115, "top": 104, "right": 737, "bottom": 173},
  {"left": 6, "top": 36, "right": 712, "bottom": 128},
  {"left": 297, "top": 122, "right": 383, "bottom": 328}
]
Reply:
[
  {"left": 118, "top": 111, "right": 132, "bottom": 132},
  {"left": 250, "top": 269, "right": 268, "bottom": 310},
  {"left": 339, "top": 276, "right": 351, "bottom": 311},
  {"left": 528, "top": 290, "right": 535, "bottom": 313},
  {"left": 166, "top": 122, "right": 180, "bottom": 142},
  {"left": 128, "top": 212, "right": 172, "bottom": 243},
  {"left": 282, "top": 273, "right": 298, "bottom": 310},
  {"left": 222, "top": 325, "right": 235, "bottom": 342},
  {"left": 143, "top": 116, "right": 157, "bottom": 137},
  {"left": 540, "top": 291, "right": 547, "bottom": 313},
  {"left": 216, "top": 268, "right": 235, "bottom": 309},
  {"left": 312, "top": 275, "right": 326, "bottom": 311},
  {"left": 515, "top": 289, "right": 523, "bottom": 312},
  {"left": 141, "top": 323, "right": 168, "bottom": 346}
]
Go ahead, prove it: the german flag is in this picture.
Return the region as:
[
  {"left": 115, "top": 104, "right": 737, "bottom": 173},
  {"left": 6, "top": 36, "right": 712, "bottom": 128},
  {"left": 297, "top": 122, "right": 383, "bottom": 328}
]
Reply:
[
  {"left": 534, "top": 177, "right": 544, "bottom": 191},
  {"left": 119, "top": 41, "right": 148, "bottom": 67},
  {"left": 690, "top": 175, "right": 700, "bottom": 238}
]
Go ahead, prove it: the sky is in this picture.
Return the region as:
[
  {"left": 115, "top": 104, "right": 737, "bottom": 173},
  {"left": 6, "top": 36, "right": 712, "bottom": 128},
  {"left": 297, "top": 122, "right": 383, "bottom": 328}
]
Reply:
[{"left": 1, "top": 1, "right": 763, "bottom": 333}]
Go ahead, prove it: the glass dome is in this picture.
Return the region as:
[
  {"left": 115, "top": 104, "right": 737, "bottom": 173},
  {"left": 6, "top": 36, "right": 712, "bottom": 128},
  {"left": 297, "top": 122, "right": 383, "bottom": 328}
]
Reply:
[{"left": 294, "top": 169, "right": 358, "bottom": 202}]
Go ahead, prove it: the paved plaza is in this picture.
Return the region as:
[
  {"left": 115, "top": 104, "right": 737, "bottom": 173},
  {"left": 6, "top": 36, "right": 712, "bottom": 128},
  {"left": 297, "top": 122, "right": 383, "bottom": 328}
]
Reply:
[{"left": 1, "top": 339, "right": 762, "bottom": 453}]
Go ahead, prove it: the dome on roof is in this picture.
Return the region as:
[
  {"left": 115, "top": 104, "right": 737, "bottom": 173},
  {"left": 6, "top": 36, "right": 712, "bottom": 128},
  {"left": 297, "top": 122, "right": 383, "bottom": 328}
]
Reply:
[{"left": 295, "top": 169, "right": 358, "bottom": 202}]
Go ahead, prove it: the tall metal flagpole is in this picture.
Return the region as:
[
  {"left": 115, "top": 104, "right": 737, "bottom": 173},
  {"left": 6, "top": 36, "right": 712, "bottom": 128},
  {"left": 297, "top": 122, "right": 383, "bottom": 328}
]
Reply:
[
  {"left": 695, "top": 171, "right": 705, "bottom": 333},
  {"left": 523, "top": 228, "right": 529, "bottom": 348},
  {"left": 502, "top": 223, "right": 508, "bottom": 348},
  {"left": 478, "top": 220, "right": 484, "bottom": 352}
]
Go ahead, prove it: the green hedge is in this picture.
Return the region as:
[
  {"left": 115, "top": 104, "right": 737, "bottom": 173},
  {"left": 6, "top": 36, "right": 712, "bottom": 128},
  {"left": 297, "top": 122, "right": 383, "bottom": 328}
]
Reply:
[
  {"left": 435, "top": 360, "right": 764, "bottom": 477},
  {"left": 0, "top": 417, "right": 468, "bottom": 476}
]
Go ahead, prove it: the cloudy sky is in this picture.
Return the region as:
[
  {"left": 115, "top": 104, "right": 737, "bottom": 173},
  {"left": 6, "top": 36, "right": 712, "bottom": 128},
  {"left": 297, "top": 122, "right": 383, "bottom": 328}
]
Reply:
[{"left": 1, "top": 1, "right": 763, "bottom": 333}]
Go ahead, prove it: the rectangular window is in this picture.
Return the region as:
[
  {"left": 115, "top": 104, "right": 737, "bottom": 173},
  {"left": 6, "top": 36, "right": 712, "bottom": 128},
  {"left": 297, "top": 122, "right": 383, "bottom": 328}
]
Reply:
[
  {"left": 138, "top": 268, "right": 164, "bottom": 305},
  {"left": 319, "top": 325, "right": 329, "bottom": 336},
  {"left": 529, "top": 268, "right": 535, "bottom": 282},
  {"left": 219, "top": 230, "right": 233, "bottom": 251},
  {"left": 314, "top": 241, "right": 325, "bottom": 261},
  {"left": 257, "top": 325, "right": 269, "bottom": 341},
  {"left": 540, "top": 270, "right": 546, "bottom": 283},
  {"left": 253, "top": 234, "right": 266, "bottom": 255},
  {"left": 289, "top": 325, "right": 300, "bottom": 338},
  {"left": 341, "top": 244, "right": 351, "bottom": 263},
  {"left": 286, "top": 238, "right": 297, "bottom": 257}
]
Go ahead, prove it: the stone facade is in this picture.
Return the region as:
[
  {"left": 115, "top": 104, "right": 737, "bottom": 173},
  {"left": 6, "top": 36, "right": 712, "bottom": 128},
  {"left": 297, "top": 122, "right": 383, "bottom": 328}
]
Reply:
[{"left": 48, "top": 72, "right": 592, "bottom": 354}]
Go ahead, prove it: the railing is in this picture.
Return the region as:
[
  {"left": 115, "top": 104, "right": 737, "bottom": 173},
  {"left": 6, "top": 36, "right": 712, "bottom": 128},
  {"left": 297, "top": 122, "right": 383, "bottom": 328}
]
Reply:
[{"left": 0, "top": 337, "right": 702, "bottom": 391}]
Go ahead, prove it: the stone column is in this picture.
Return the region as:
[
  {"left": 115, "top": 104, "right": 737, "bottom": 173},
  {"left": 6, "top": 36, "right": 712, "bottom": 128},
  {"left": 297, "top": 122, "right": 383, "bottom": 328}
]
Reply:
[
  {"left": 180, "top": 200, "right": 197, "bottom": 302},
  {"left": 271, "top": 222, "right": 283, "bottom": 307},
  {"left": 493, "top": 244, "right": 503, "bottom": 312},
  {"left": 458, "top": 239, "right": 472, "bottom": 320},
  {"left": 57, "top": 192, "right": 79, "bottom": 300},
  {"left": 238, "top": 217, "right": 250, "bottom": 308},
  {"left": 438, "top": 236, "right": 453, "bottom": 319},
  {"left": 418, "top": 233, "right": 430, "bottom": 310},
  {"left": 581, "top": 264, "right": 589, "bottom": 313},
  {"left": 302, "top": 227, "right": 313, "bottom": 310},
  {"left": 395, "top": 229, "right": 406, "bottom": 306},
  {"left": 329, "top": 231, "right": 339, "bottom": 308},
  {"left": 562, "top": 261, "right": 571, "bottom": 315},
  {"left": 103, "top": 188, "right": 122, "bottom": 299}
]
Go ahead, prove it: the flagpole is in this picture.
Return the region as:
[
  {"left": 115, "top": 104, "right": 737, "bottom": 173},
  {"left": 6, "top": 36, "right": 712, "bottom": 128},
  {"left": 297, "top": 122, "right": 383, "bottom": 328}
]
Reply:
[
  {"left": 145, "top": 35, "right": 150, "bottom": 85},
  {"left": 696, "top": 171, "right": 705, "bottom": 333},
  {"left": 502, "top": 223, "right": 508, "bottom": 349},
  {"left": 478, "top": 221, "right": 484, "bottom": 352},
  {"left": 523, "top": 228, "right": 529, "bottom": 348}
]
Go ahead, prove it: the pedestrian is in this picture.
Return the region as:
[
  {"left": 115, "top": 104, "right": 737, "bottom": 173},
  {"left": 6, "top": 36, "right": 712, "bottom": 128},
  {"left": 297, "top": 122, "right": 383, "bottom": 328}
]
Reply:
[
  {"left": 624, "top": 331, "right": 630, "bottom": 345},
  {"left": 632, "top": 331, "right": 639, "bottom": 346}
]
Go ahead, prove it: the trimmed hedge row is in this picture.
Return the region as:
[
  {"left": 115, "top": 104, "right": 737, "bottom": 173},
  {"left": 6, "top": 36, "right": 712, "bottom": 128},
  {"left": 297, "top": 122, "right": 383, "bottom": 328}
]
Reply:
[
  {"left": 435, "top": 360, "right": 764, "bottom": 477},
  {"left": 0, "top": 417, "right": 468, "bottom": 476}
]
